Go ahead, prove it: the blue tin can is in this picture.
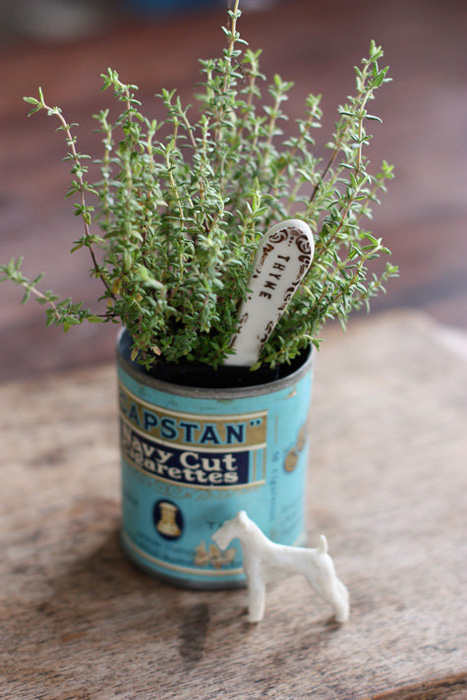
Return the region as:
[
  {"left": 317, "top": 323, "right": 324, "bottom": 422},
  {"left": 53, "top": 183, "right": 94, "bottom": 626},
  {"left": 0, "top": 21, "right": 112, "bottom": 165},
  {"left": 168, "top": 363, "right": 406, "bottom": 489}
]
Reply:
[{"left": 117, "top": 332, "right": 313, "bottom": 589}]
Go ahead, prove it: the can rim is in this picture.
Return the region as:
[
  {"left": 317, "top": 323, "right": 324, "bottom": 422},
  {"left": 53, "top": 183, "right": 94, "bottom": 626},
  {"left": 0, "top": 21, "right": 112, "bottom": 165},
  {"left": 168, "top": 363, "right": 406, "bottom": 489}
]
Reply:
[{"left": 116, "top": 328, "right": 313, "bottom": 399}]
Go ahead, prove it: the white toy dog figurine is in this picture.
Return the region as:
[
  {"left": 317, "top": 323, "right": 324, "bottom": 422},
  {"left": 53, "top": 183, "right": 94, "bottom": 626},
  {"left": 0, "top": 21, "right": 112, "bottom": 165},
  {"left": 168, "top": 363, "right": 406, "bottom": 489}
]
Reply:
[{"left": 212, "top": 511, "right": 349, "bottom": 624}]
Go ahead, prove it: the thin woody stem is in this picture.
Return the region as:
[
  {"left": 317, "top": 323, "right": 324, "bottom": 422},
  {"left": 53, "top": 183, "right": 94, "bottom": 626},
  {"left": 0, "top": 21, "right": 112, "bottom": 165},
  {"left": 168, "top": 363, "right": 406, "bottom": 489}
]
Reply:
[
  {"left": 44, "top": 102, "right": 113, "bottom": 295},
  {"left": 214, "top": 0, "right": 241, "bottom": 146}
]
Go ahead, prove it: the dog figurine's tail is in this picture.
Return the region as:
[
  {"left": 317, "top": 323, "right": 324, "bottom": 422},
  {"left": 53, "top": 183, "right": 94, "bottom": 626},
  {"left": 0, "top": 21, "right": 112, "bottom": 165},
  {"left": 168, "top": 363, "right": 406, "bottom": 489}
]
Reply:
[{"left": 317, "top": 535, "right": 328, "bottom": 555}]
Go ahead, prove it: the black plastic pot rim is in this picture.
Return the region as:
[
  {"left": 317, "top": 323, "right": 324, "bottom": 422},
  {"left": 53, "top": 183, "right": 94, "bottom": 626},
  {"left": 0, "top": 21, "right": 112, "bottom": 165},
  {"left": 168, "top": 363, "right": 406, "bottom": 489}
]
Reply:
[{"left": 116, "top": 328, "right": 313, "bottom": 400}]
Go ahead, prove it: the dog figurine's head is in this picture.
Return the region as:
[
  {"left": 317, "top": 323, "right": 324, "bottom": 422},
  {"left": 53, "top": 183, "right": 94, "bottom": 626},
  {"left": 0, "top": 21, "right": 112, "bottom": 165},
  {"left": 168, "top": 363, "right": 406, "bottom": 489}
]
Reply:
[{"left": 212, "top": 510, "right": 249, "bottom": 550}]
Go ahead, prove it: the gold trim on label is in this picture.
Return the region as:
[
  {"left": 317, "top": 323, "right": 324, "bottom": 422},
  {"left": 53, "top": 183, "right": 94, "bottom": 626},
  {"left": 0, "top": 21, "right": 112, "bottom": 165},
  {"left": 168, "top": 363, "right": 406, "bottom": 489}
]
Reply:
[
  {"left": 120, "top": 412, "right": 267, "bottom": 454},
  {"left": 120, "top": 381, "right": 268, "bottom": 421},
  {"left": 119, "top": 381, "right": 268, "bottom": 448},
  {"left": 122, "top": 531, "right": 244, "bottom": 577}
]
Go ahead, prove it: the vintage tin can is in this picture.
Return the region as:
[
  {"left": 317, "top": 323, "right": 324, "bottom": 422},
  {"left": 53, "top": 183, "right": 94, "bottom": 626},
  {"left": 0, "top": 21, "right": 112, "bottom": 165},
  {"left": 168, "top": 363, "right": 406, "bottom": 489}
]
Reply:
[{"left": 117, "top": 332, "right": 313, "bottom": 589}]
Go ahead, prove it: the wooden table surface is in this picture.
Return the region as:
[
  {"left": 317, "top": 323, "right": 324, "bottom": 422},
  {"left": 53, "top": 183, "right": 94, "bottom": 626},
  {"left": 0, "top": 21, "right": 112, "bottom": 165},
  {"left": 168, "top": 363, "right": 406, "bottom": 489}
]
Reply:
[
  {"left": 1, "top": 311, "right": 466, "bottom": 700},
  {"left": 1, "top": 3, "right": 466, "bottom": 696}
]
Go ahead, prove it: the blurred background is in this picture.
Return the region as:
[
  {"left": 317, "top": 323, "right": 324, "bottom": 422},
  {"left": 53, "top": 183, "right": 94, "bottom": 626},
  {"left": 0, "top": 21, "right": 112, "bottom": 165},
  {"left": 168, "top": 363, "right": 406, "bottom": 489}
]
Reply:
[{"left": 1, "top": 0, "right": 466, "bottom": 382}]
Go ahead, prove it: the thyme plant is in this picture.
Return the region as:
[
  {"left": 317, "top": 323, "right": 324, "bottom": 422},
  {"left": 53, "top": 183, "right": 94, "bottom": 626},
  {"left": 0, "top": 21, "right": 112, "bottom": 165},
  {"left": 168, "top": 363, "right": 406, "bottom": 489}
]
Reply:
[{"left": 1, "top": 0, "right": 397, "bottom": 370}]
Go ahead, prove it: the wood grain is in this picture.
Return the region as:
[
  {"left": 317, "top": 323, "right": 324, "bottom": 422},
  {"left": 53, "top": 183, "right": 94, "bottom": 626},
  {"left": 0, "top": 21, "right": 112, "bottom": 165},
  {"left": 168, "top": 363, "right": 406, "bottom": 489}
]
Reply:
[{"left": 1, "top": 311, "right": 466, "bottom": 699}]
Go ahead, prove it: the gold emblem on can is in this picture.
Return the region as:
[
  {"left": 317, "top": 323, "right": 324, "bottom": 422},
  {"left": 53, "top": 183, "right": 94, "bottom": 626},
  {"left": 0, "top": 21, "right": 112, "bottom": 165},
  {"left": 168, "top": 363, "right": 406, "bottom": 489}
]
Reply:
[
  {"left": 284, "top": 423, "right": 308, "bottom": 472},
  {"left": 284, "top": 449, "right": 299, "bottom": 472},
  {"left": 156, "top": 501, "right": 182, "bottom": 537},
  {"left": 194, "top": 540, "right": 237, "bottom": 568},
  {"left": 296, "top": 424, "right": 307, "bottom": 452}
]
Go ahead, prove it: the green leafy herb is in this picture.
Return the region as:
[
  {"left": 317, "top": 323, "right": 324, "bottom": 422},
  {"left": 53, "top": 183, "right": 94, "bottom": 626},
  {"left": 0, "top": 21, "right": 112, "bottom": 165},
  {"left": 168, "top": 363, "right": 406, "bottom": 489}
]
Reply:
[{"left": 1, "top": 3, "right": 397, "bottom": 369}]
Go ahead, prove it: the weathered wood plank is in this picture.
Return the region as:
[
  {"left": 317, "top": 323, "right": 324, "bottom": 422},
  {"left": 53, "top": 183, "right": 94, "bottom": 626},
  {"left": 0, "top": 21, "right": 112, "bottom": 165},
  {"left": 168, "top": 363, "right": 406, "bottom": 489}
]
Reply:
[
  {"left": 0, "top": 311, "right": 466, "bottom": 700},
  {"left": 372, "top": 673, "right": 467, "bottom": 700}
]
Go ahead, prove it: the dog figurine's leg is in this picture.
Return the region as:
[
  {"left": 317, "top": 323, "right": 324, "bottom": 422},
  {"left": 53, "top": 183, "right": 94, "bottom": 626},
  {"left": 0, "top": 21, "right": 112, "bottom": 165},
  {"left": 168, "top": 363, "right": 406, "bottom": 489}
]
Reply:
[
  {"left": 303, "top": 537, "right": 350, "bottom": 623},
  {"left": 334, "top": 579, "right": 350, "bottom": 623},
  {"left": 303, "top": 572, "right": 349, "bottom": 623},
  {"left": 245, "top": 568, "right": 266, "bottom": 623}
]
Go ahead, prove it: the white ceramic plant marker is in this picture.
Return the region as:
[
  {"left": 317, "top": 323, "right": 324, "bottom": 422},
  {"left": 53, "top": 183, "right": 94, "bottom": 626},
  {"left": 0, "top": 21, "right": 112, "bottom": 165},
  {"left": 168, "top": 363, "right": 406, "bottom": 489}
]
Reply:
[
  {"left": 212, "top": 511, "right": 350, "bottom": 624},
  {"left": 224, "top": 219, "right": 315, "bottom": 367}
]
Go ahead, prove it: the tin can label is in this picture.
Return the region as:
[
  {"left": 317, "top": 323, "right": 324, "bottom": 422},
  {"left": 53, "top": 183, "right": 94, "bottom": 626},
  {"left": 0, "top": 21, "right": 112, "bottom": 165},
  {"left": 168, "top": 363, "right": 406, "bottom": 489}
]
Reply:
[
  {"left": 118, "top": 362, "right": 312, "bottom": 587},
  {"left": 120, "top": 384, "right": 267, "bottom": 489}
]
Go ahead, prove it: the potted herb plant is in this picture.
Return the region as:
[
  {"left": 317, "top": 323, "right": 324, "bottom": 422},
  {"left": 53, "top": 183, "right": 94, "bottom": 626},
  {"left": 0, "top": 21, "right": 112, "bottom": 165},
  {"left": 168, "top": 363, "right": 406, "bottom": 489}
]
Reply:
[{"left": 0, "top": 0, "right": 397, "bottom": 588}]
